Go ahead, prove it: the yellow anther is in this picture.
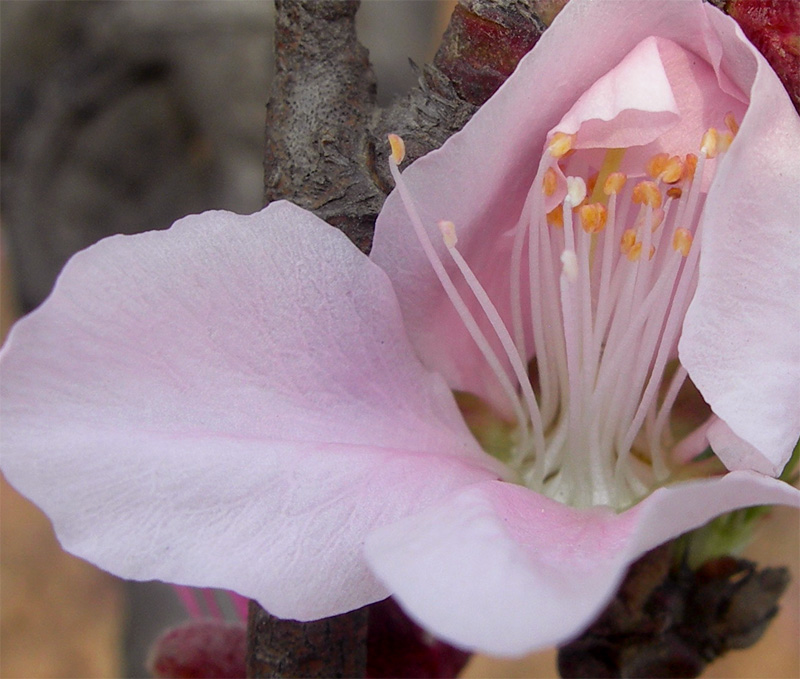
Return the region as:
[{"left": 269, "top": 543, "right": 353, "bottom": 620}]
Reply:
[
  {"left": 724, "top": 112, "right": 739, "bottom": 136},
  {"left": 388, "top": 134, "right": 406, "bottom": 164},
  {"left": 666, "top": 186, "right": 683, "bottom": 200},
  {"left": 701, "top": 128, "right": 719, "bottom": 158},
  {"left": 547, "top": 204, "right": 564, "bottom": 229},
  {"left": 719, "top": 131, "right": 734, "bottom": 153},
  {"left": 542, "top": 167, "right": 559, "bottom": 196},
  {"left": 672, "top": 228, "right": 693, "bottom": 256},
  {"left": 660, "top": 156, "right": 684, "bottom": 184},
  {"left": 632, "top": 180, "right": 662, "bottom": 209},
  {"left": 548, "top": 132, "right": 576, "bottom": 158},
  {"left": 438, "top": 220, "right": 458, "bottom": 248},
  {"left": 646, "top": 153, "right": 670, "bottom": 179},
  {"left": 579, "top": 203, "right": 608, "bottom": 234},
  {"left": 683, "top": 153, "right": 698, "bottom": 182},
  {"left": 603, "top": 171, "right": 627, "bottom": 196}
]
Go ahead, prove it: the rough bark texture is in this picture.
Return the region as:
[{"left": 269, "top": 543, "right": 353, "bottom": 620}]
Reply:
[{"left": 262, "top": 0, "right": 561, "bottom": 255}]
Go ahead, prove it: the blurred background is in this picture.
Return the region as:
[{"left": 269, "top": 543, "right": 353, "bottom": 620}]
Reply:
[{"left": 0, "top": 1, "right": 797, "bottom": 677}]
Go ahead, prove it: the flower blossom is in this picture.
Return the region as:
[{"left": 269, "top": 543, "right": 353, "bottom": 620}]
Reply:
[{"left": 1, "top": 0, "right": 799, "bottom": 657}]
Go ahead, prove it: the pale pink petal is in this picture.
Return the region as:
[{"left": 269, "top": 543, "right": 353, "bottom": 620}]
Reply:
[
  {"left": 371, "top": 0, "right": 756, "bottom": 412},
  {"left": 680, "top": 19, "right": 800, "bottom": 474},
  {"left": 653, "top": 37, "right": 748, "bottom": 153},
  {"left": 555, "top": 36, "right": 680, "bottom": 149},
  {"left": 706, "top": 418, "right": 779, "bottom": 475},
  {"left": 365, "top": 473, "right": 799, "bottom": 656},
  {"left": 0, "top": 201, "right": 501, "bottom": 618}
]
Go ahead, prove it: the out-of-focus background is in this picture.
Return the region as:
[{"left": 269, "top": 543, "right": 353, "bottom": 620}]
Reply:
[{"left": 0, "top": 1, "right": 797, "bottom": 677}]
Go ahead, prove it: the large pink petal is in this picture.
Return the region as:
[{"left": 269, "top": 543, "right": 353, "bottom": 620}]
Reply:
[
  {"left": 365, "top": 473, "right": 799, "bottom": 656},
  {"left": 0, "top": 201, "right": 501, "bottom": 618},
  {"left": 371, "top": 0, "right": 752, "bottom": 412},
  {"left": 680, "top": 10, "right": 800, "bottom": 475}
]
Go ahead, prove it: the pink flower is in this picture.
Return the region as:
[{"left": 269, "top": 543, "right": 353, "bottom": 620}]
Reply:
[{"left": 0, "top": 0, "right": 798, "bottom": 657}]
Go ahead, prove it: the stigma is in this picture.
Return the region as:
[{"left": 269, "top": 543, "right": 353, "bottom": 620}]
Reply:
[{"left": 387, "top": 117, "right": 735, "bottom": 510}]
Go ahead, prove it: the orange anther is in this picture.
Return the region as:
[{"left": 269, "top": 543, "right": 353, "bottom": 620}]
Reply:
[
  {"left": 719, "top": 131, "right": 734, "bottom": 153},
  {"left": 672, "top": 228, "right": 693, "bottom": 256},
  {"left": 548, "top": 132, "right": 576, "bottom": 158},
  {"left": 579, "top": 203, "right": 608, "bottom": 234},
  {"left": 542, "top": 167, "right": 559, "bottom": 196},
  {"left": 667, "top": 187, "right": 683, "bottom": 200},
  {"left": 683, "top": 154, "right": 698, "bottom": 182},
  {"left": 388, "top": 134, "right": 406, "bottom": 164},
  {"left": 660, "top": 156, "right": 683, "bottom": 184},
  {"left": 547, "top": 204, "right": 564, "bottom": 229},
  {"left": 646, "top": 153, "right": 670, "bottom": 179},
  {"left": 627, "top": 242, "right": 644, "bottom": 262},
  {"left": 701, "top": 128, "right": 719, "bottom": 158},
  {"left": 632, "top": 180, "right": 662, "bottom": 209},
  {"left": 648, "top": 245, "right": 656, "bottom": 260},
  {"left": 724, "top": 112, "right": 739, "bottom": 136},
  {"left": 620, "top": 228, "right": 637, "bottom": 255},
  {"left": 603, "top": 171, "right": 627, "bottom": 196}
]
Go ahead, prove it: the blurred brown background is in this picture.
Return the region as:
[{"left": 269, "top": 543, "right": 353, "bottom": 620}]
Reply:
[{"left": 1, "top": 1, "right": 797, "bottom": 677}]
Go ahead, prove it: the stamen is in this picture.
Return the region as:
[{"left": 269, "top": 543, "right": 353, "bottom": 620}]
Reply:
[
  {"left": 548, "top": 132, "right": 576, "bottom": 158},
  {"left": 438, "top": 220, "right": 458, "bottom": 248},
  {"left": 387, "top": 136, "right": 530, "bottom": 432},
  {"left": 440, "top": 219, "right": 547, "bottom": 456},
  {"left": 650, "top": 364, "right": 689, "bottom": 466},
  {"left": 566, "top": 176, "right": 587, "bottom": 206},
  {"left": 579, "top": 203, "right": 608, "bottom": 234},
  {"left": 632, "top": 180, "right": 662, "bottom": 209},
  {"left": 586, "top": 172, "right": 599, "bottom": 198},
  {"left": 659, "top": 156, "right": 683, "bottom": 184},
  {"left": 626, "top": 242, "right": 643, "bottom": 262},
  {"left": 672, "top": 228, "right": 693, "bottom": 257},
  {"left": 683, "top": 153, "right": 698, "bottom": 182},
  {"left": 646, "top": 153, "right": 670, "bottom": 179},
  {"left": 389, "top": 117, "right": 733, "bottom": 509},
  {"left": 603, "top": 171, "right": 627, "bottom": 196},
  {"left": 700, "top": 128, "right": 719, "bottom": 158},
  {"left": 649, "top": 208, "right": 666, "bottom": 232},
  {"left": 542, "top": 167, "right": 559, "bottom": 196},
  {"left": 724, "top": 112, "right": 739, "bottom": 136},
  {"left": 620, "top": 228, "right": 637, "bottom": 256},
  {"left": 388, "top": 133, "right": 406, "bottom": 164},
  {"left": 590, "top": 148, "right": 625, "bottom": 204},
  {"left": 561, "top": 250, "right": 578, "bottom": 282},
  {"left": 547, "top": 205, "right": 564, "bottom": 229}
]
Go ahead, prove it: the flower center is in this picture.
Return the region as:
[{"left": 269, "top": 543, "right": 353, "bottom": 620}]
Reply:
[{"left": 388, "top": 120, "right": 735, "bottom": 510}]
